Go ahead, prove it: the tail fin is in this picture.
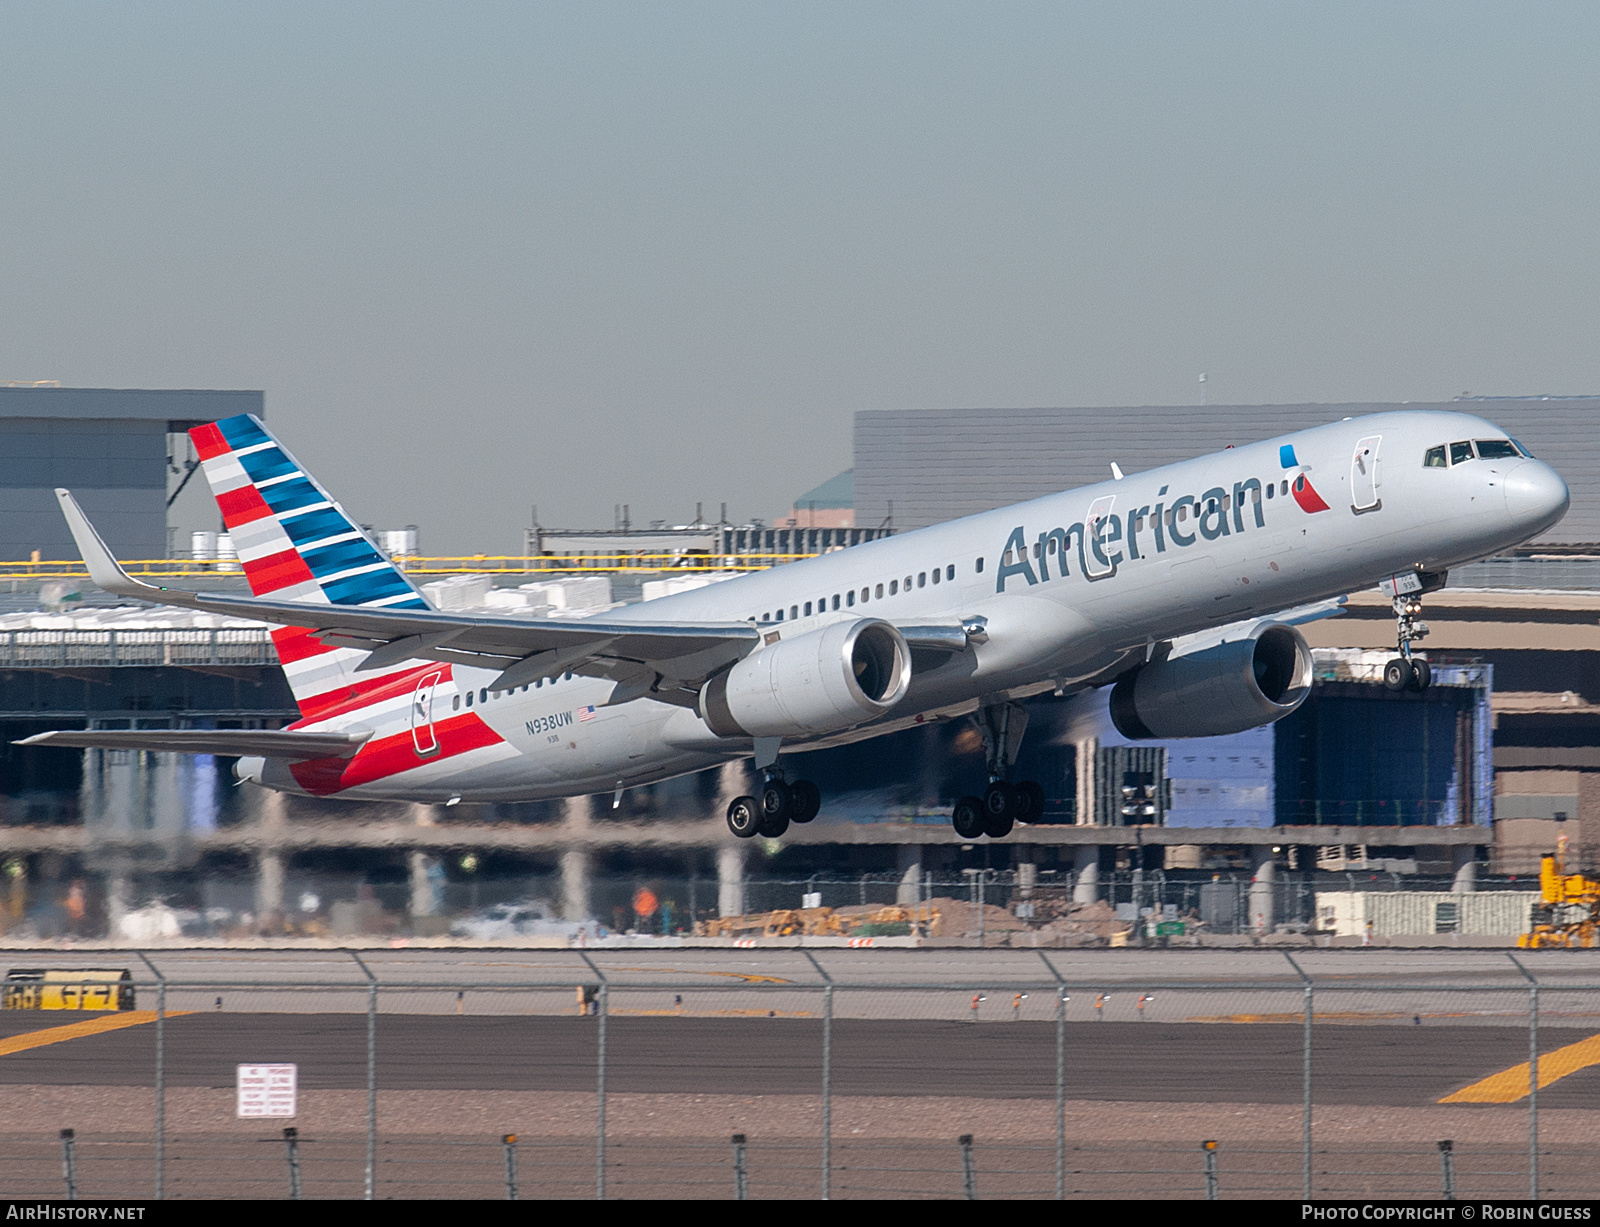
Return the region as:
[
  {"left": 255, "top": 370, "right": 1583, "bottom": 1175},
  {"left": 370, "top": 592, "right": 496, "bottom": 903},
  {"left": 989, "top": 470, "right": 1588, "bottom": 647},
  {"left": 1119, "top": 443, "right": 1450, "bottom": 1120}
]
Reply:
[{"left": 190, "top": 414, "right": 433, "bottom": 719}]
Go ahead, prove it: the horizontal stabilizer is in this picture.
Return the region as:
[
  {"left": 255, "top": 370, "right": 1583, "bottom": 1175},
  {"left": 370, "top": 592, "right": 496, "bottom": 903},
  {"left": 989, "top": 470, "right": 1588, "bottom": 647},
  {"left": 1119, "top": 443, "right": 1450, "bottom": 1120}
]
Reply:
[{"left": 14, "top": 728, "right": 372, "bottom": 760}]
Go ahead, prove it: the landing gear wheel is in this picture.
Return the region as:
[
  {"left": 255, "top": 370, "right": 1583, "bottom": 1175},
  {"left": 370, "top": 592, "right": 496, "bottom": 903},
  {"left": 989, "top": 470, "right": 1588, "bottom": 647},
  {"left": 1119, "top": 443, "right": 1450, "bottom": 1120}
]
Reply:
[
  {"left": 760, "top": 779, "right": 792, "bottom": 821},
  {"left": 983, "top": 809, "right": 1014, "bottom": 839},
  {"left": 1015, "top": 780, "right": 1045, "bottom": 822},
  {"left": 726, "top": 795, "right": 760, "bottom": 839},
  {"left": 789, "top": 779, "right": 821, "bottom": 823},
  {"left": 1409, "top": 659, "right": 1432, "bottom": 692},
  {"left": 757, "top": 809, "right": 790, "bottom": 838},
  {"left": 983, "top": 781, "right": 1018, "bottom": 820},
  {"left": 1383, "top": 657, "right": 1414, "bottom": 691},
  {"left": 952, "top": 796, "right": 986, "bottom": 840}
]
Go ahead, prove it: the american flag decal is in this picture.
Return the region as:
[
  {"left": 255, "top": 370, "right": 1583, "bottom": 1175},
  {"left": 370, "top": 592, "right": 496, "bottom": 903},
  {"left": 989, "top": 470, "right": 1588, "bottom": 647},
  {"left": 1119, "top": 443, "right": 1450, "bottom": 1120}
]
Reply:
[{"left": 578, "top": 705, "right": 598, "bottom": 723}]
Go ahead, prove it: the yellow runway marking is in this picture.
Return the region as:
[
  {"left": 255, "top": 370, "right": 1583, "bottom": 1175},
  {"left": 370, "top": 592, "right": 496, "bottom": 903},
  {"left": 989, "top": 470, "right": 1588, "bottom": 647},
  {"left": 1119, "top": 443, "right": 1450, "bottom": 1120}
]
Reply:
[
  {"left": 1440, "top": 1032, "right": 1600, "bottom": 1104},
  {"left": 1185, "top": 1012, "right": 1488, "bottom": 1024},
  {"left": 0, "top": 1011, "right": 180, "bottom": 1056}
]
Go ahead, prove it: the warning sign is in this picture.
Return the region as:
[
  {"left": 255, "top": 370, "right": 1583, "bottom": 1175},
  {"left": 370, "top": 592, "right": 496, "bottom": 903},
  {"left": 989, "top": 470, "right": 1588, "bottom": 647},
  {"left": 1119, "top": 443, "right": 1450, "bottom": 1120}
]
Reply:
[{"left": 237, "top": 1063, "right": 297, "bottom": 1118}]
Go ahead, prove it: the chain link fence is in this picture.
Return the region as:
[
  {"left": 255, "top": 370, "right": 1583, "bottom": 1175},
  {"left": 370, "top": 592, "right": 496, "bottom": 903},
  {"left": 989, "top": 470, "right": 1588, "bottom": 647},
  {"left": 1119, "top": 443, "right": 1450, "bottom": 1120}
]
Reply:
[{"left": 0, "top": 950, "right": 1593, "bottom": 1200}]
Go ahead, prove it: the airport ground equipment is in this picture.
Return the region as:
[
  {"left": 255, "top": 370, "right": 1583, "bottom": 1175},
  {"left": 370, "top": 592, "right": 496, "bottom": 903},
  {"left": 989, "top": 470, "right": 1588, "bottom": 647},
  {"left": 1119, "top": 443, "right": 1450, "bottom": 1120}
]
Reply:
[
  {"left": 2, "top": 968, "right": 134, "bottom": 1010},
  {"left": 1518, "top": 840, "right": 1600, "bottom": 948}
]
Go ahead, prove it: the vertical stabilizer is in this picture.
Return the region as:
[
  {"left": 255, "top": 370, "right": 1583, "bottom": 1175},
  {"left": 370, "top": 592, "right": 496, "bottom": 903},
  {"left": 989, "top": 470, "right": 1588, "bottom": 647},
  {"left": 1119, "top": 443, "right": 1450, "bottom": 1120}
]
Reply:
[{"left": 190, "top": 415, "right": 434, "bottom": 719}]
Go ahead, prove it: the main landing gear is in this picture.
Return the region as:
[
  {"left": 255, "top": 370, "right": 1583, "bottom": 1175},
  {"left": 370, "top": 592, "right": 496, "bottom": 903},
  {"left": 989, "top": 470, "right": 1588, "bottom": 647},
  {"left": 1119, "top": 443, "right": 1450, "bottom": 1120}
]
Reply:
[
  {"left": 950, "top": 701, "right": 1045, "bottom": 840},
  {"left": 1383, "top": 579, "right": 1438, "bottom": 694},
  {"left": 727, "top": 773, "right": 822, "bottom": 839}
]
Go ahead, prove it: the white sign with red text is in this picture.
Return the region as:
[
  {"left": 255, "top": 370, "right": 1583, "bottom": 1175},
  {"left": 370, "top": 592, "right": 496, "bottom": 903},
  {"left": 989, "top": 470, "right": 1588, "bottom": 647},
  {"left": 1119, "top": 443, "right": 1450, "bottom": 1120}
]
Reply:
[{"left": 237, "top": 1063, "right": 297, "bottom": 1118}]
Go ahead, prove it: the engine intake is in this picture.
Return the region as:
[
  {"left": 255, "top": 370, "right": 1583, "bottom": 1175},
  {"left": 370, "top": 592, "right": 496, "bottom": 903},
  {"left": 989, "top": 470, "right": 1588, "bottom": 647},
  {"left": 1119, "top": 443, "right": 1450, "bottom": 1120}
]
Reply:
[
  {"left": 699, "top": 618, "right": 912, "bottom": 739},
  {"left": 1109, "top": 622, "right": 1313, "bottom": 740}
]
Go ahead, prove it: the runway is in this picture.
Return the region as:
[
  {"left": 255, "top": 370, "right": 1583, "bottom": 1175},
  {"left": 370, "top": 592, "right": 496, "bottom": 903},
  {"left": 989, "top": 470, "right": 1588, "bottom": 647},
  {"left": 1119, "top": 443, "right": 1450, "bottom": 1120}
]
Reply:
[{"left": 0, "top": 1011, "right": 1585, "bottom": 1107}]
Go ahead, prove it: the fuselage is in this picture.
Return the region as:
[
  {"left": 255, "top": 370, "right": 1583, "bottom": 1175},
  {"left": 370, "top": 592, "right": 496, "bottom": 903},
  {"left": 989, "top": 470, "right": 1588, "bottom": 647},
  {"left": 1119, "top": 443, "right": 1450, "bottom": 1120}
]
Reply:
[{"left": 251, "top": 410, "right": 1568, "bottom": 802}]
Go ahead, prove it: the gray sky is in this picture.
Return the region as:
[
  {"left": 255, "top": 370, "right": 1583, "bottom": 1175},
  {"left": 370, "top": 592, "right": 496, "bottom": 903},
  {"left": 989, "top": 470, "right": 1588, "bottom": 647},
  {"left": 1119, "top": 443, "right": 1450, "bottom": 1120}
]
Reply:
[{"left": 3, "top": 2, "right": 1597, "bottom": 553}]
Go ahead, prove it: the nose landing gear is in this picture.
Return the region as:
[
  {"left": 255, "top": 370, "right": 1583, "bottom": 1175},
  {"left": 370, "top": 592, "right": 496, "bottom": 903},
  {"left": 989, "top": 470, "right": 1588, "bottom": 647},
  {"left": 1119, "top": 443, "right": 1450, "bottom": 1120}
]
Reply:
[{"left": 1380, "top": 571, "right": 1446, "bottom": 693}]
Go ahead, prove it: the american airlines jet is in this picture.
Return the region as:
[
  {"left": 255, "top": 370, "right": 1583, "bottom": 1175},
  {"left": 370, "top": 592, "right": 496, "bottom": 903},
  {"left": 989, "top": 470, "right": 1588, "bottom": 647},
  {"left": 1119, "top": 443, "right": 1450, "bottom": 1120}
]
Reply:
[{"left": 25, "top": 411, "right": 1568, "bottom": 841}]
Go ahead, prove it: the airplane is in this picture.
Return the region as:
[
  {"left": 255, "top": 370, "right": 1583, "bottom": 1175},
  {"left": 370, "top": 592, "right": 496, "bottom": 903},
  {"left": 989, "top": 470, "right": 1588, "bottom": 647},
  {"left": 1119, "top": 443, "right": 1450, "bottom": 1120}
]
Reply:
[{"left": 21, "top": 410, "right": 1568, "bottom": 842}]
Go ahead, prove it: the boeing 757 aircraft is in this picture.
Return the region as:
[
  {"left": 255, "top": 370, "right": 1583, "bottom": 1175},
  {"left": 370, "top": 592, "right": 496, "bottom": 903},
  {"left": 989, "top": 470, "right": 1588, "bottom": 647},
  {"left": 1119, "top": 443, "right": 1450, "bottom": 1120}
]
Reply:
[{"left": 23, "top": 411, "right": 1568, "bottom": 841}]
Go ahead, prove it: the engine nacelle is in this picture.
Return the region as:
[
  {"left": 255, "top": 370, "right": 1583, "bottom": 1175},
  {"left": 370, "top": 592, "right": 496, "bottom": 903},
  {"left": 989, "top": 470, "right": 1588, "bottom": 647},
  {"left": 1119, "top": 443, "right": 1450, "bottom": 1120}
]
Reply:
[
  {"left": 699, "top": 618, "right": 912, "bottom": 739},
  {"left": 1109, "top": 622, "right": 1314, "bottom": 740}
]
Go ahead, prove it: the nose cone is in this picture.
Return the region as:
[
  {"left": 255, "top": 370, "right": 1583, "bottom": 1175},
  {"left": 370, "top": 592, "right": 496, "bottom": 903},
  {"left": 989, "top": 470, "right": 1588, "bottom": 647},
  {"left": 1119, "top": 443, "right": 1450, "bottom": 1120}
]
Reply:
[{"left": 1503, "top": 460, "right": 1570, "bottom": 534}]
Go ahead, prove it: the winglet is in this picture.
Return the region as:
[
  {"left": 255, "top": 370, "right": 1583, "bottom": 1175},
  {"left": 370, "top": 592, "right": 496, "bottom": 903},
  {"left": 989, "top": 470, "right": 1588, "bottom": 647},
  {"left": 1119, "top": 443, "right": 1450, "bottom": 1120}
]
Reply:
[{"left": 54, "top": 488, "right": 193, "bottom": 605}]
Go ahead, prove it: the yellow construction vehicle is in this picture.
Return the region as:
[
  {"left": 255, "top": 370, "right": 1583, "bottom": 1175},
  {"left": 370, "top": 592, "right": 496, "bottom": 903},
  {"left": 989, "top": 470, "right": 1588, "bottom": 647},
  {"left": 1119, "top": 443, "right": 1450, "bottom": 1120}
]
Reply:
[{"left": 1518, "top": 837, "right": 1600, "bottom": 948}]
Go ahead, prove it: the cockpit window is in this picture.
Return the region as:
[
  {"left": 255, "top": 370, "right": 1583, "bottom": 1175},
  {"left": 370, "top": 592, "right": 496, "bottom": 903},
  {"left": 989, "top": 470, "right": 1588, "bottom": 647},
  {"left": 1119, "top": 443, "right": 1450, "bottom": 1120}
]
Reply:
[
  {"left": 1449, "top": 441, "right": 1474, "bottom": 465},
  {"left": 1423, "top": 445, "right": 1448, "bottom": 468},
  {"left": 1511, "top": 437, "right": 1534, "bottom": 458},
  {"left": 1475, "top": 439, "right": 1519, "bottom": 460}
]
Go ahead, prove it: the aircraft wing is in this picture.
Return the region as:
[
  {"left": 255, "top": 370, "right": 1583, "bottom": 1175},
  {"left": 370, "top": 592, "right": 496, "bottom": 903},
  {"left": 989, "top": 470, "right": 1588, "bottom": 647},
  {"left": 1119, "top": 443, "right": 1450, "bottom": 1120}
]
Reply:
[
  {"left": 14, "top": 728, "right": 371, "bottom": 759},
  {"left": 55, "top": 488, "right": 761, "bottom": 695}
]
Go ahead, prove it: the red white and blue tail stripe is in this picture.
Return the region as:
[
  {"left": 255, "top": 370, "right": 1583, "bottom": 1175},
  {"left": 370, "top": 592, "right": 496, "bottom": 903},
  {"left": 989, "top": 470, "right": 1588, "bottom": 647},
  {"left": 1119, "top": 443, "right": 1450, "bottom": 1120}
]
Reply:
[{"left": 190, "top": 414, "right": 435, "bottom": 719}]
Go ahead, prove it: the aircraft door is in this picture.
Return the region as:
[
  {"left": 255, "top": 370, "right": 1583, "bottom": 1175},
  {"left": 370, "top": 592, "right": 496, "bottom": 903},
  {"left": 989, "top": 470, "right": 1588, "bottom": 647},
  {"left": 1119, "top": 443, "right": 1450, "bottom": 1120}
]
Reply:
[
  {"left": 411, "top": 670, "right": 443, "bottom": 757},
  {"left": 1351, "top": 435, "right": 1382, "bottom": 513}
]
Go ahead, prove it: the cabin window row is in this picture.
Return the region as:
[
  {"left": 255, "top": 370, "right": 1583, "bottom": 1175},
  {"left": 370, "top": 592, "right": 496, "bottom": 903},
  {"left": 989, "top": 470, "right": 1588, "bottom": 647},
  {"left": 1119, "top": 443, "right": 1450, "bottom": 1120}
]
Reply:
[
  {"left": 452, "top": 672, "right": 575, "bottom": 709},
  {"left": 753, "top": 564, "right": 959, "bottom": 624}
]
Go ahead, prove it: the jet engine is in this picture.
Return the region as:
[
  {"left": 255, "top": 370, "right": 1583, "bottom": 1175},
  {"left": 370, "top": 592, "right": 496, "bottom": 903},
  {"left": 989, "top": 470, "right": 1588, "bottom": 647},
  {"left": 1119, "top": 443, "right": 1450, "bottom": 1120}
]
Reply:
[
  {"left": 699, "top": 618, "right": 912, "bottom": 739},
  {"left": 1109, "top": 622, "right": 1314, "bottom": 740}
]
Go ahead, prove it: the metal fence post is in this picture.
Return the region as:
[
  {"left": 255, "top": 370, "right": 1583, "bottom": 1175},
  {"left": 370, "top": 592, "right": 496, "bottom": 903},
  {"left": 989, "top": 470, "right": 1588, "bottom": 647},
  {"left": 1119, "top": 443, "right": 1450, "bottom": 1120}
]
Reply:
[
  {"left": 579, "top": 953, "right": 609, "bottom": 1200},
  {"left": 732, "top": 1133, "right": 748, "bottom": 1200},
  {"left": 348, "top": 951, "right": 377, "bottom": 1201},
  {"left": 137, "top": 953, "right": 165, "bottom": 1200},
  {"left": 502, "top": 1134, "right": 518, "bottom": 1200},
  {"left": 803, "top": 951, "right": 833, "bottom": 1201},
  {"left": 959, "top": 1133, "right": 976, "bottom": 1200},
  {"left": 1202, "top": 1139, "right": 1219, "bottom": 1200},
  {"left": 1438, "top": 1140, "right": 1455, "bottom": 1200},
  {"left": 1285, "top": 953, "right": 1313, "bottom": 1199},
  {"left": 284, "top": 1127, "right": 302, "bottom": 1200},
  {"left": 60, "top": 1128, "right": 76, "bottom": 1200},
  {"left": 1510, "top": 953, "right": 1538, "bottom": 1199},
  {"left": 597, "top": 982, "right": 608, "bottom": 1199},
  {"left": 1039, "top": 952, "right": 1067, "bottom": 1201}
]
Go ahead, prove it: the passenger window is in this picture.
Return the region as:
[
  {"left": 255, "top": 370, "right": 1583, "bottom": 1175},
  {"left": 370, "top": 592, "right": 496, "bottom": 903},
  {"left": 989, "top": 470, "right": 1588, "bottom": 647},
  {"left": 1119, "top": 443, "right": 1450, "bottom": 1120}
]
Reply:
[
  {"left": 1266, "top": 483, "right": 1274, "bottom": 499},
  {"left": 453, "top": 695, "right": 460, "bottom": 711},
  {"left": 790, "top": 605, "right": 798, "bottom": 619},
  {"left": 465, "top": 691, "right": 473, "bottom": 707},
  {"left": 775, "top": 609, "right": 783, "bottom": 621},
  {"left": 931, "top": 569, "right": 940, "bottom": 584},
  {"left": 804, "top": 601, "right": 812, "bottom": 616},
  {"left": 1424, "top": 445, "right": 1448, "bottom": 468},
  {"left": 832, "top": 595, "right": 840, "bottom": 610},
  {"left": 918, "top": 572, "right": 926, "bottom": 587},
  {"left": 1449, "top": 441, "right": 1474, "bottom": 465},
  {"left": 846, "top": 591, "right": 855, "bottom": 606},
  {"left": 1475, "top": 439, "right": 1519, "bottom": 460},
  {"left": 861, "top": 587, "right": 870, "bottom": 603},
  {"left": 889, "top": 580, "right": 898, "bottom": 595},
  {"left": 1251, "top": 486, "right": 1262, "bottom": 503},
  {"left": 875, "top": 583, "right": 884, "bottom": 599},
  {"left": 479, "top": 688, "right": 487, "bottom": 703},
  {"left": 904, "top": 575, "right": 912, "bottom": 589},
  {"left": 1177, "top": 505, "right": 1187, "bottom": 522},
  {"left": 1281, "top": 480, "right": 1289, "bottom": 496}
]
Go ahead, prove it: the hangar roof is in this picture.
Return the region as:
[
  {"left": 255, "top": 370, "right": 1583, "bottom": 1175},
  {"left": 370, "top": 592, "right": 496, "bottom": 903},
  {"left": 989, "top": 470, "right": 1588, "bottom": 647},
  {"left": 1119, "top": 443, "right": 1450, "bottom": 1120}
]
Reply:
[{"left": 0, "top": 387, "right": 262, "bottom": 429}]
